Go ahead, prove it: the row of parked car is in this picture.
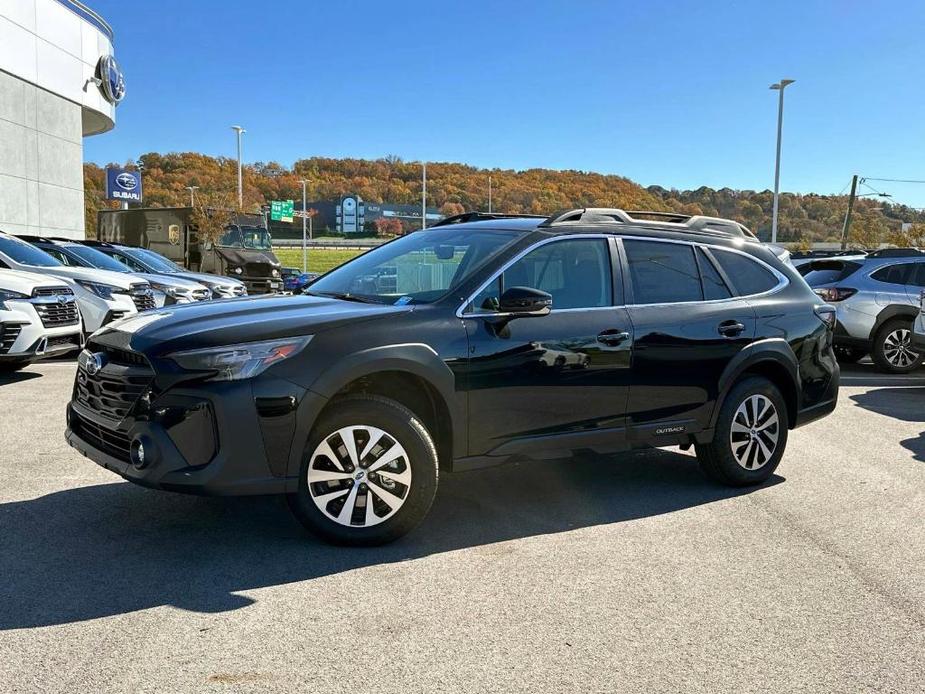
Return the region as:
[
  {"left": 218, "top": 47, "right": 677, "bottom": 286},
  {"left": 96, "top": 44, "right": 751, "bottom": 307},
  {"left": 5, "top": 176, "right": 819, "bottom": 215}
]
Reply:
[
  {"left": 792, "top": 248, "right": 925, "bottom": 373},
  {"left": 0, "top": 232, "right": 247, "bottom": 373}
]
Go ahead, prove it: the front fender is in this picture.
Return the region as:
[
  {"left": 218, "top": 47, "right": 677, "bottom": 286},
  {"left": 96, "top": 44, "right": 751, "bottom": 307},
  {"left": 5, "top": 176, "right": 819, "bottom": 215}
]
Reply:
[{"left": 286, "top": 343, "right": 465, "bottom": 479}]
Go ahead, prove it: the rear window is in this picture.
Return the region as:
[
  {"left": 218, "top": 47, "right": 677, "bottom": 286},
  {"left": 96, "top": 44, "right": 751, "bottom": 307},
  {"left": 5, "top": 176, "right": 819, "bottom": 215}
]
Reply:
[
  {"left": 712, "top": 249, "right": 780, "bottom": 296},
  {"left": 870, "top": 263, "right": 912, "bottom": 285},
  {"left": 801, "top": 260, "right": 861, "bottom": 286}
]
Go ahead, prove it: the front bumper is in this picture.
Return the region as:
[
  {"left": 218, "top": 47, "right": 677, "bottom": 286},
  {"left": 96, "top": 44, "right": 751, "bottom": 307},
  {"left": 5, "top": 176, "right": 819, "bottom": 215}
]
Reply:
[
  {"left": 239, "top": 276, "right": 283, "bottom": 294},
  {"left": 1, "top": 302, "right": 82, "bottom": 361},
  {"left": 66, "top": 372, "right": 327, "bottom": 496}
]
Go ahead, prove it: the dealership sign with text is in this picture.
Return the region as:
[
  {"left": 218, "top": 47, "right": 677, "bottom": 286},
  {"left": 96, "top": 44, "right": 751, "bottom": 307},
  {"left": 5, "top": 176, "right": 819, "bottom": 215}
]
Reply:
[{"left": 105, "top": 168, "right": 143, "bottom": 203}]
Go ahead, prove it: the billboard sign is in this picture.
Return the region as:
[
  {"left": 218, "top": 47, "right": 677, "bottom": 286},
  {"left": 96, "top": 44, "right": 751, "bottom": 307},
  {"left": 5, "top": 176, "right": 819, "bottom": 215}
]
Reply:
[{"left": 105, "top": 167, "right": 142, "bottom": 203}]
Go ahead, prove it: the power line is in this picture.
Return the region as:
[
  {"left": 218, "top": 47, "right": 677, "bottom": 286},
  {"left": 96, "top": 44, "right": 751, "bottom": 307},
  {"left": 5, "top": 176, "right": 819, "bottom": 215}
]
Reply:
[{"left": 863, "top": 177, "right": 925, "bottom": 185}]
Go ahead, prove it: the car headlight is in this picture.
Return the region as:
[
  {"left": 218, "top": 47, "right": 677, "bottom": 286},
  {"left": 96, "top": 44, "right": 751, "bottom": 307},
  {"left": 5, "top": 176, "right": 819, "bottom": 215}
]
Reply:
[
  {"left": 149, "top": 282, "right": 183, "bottom": 298},
  {"left": 272, "top": 269, "right": 280, "bottom": 278},
  {"left": 168, "top": 336, "right": 313, "bottom": 381},
  {"left": 76, "top": 280, "right": 119, "bottom": 301},
  {"left": 231, "top": 267, "right": 243, "bottom": 275},
  {"left": 0, "top": 289, "right": 29, "bottom": 310}
]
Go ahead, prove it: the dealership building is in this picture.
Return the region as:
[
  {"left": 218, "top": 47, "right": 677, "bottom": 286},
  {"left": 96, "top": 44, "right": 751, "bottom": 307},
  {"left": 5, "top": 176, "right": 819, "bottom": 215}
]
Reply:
[{"left": 0, "top": 0, "right": 119, "bottom": 239}]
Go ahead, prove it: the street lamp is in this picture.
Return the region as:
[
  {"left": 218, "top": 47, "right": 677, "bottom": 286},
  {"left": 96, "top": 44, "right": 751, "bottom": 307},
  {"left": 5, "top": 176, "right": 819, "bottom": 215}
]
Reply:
[
  {"left": 488, "top": 175, "right": 492, "bottom": 213},
  {"left": 421, "top": 162, "right": 427, "bottom": 230},
  {"left": 769, "top": 79, "right": 795, "bottom": 244},
  {"left": 186, "top": 185, "right": 199, "bottom": 208},
  {"left": 299, "top": 179, "right": 308, "bottom": 274},
  {"left": 231, "top": 125, "right": 245, "bottom": 210}
]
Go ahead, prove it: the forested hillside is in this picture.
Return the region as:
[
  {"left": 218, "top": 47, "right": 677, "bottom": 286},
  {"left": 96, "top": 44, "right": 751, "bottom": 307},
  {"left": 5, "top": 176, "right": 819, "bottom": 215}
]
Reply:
[{"left": 84, "top": 153, "right": 925, "bottom": 246}]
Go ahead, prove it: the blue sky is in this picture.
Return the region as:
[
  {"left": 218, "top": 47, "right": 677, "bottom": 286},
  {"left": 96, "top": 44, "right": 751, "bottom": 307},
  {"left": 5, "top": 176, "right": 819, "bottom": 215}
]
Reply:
[{"left": 85, "top": 0, "right": 925, "bottom": 206}]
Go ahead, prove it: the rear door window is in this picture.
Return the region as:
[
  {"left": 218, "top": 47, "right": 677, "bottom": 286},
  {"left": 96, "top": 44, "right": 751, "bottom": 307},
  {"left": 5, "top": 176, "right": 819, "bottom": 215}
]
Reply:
[
  {"left": 712, "top": 249, "right": 780, "bottom": 296},
  {"left": 697, "top": 248, "right": 732, "bottom": 300},
  {"left": 624, "top": 240, "right": 703, "bottom": 304},
  {"left": 904, "top": 263, "right": 925, "bottom": 288}
]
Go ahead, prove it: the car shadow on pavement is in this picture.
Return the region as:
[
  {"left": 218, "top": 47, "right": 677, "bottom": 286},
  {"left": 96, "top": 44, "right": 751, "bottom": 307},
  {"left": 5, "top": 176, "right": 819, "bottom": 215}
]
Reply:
[
  {"left": 849, "top": 387, "right": 925, "bottom": 423},
  {"left": 850, "top": 387, "right": 925, "bottom": 463},
  {"left": 0, "top": 448, "right": 782, "bottom": 630},
  {"left": 0, "top": 370, "right": 42, "bottom": 386}
]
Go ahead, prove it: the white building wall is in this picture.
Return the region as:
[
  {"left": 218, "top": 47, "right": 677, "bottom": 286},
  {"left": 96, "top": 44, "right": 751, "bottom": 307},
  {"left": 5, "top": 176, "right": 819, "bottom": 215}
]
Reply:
[{"left": 0, "top": 0, "right": 116, "bottom": 240}]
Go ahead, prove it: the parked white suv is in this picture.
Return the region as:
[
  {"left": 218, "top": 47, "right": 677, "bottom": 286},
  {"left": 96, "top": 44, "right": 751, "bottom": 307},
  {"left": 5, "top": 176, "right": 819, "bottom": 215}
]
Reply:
[
  {"left": 0, "top": 269, "right": 83, "bottom": 372},
  {"left": 0, "top": 232, "right": 153, "bottom": 335}
]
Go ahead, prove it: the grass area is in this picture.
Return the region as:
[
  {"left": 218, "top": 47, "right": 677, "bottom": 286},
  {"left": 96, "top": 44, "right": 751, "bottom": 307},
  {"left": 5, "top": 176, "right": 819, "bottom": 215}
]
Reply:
[{"left": 274, "top": 248, "right": 364, "bottom": 274}]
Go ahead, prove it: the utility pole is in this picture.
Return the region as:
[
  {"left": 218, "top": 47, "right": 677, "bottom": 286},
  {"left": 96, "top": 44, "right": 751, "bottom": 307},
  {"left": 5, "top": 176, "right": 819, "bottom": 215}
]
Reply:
[
  {"left": 300, "top": 179, "right": 308, "bottom": 273},
  {"left": 769, "top": 79, "right": 795, "bottom": 244},
  {"left": 231, "top": 125, "right": 245, "bottom": 210},
  {"left": 488, "top": 175, "right": 492, "bottom": 213},
  {"left": 186, "top": 186, "right": 198, "bottom": 208},
  {"left": 841, "top": 175, "right": 859, "bottom": 250},
  {"left": 421, "top": 162, "right": 427, "bottom": 230}
]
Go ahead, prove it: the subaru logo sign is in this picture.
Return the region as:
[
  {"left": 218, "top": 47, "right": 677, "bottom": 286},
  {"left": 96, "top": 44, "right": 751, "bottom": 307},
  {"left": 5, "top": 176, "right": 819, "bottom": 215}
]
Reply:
[
  {"left": 83, "top": 352, "right": 107, "bottom": 376},
  {"left": 98, "top": 55, "right": 126, "bottom": 104},
  {"left": 115, "top": 173, "right": 137, "bottom": 190},
  {"left": 105, "top": 167, "right": 143, "bottom": 203}
]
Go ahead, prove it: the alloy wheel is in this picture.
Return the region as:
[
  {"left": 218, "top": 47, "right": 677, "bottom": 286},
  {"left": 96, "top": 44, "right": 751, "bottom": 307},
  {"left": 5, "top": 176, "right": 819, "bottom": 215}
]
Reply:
[
  {"left": 729, "top": 394, "right": 779, "bottom": 470},
  {"left": 882, "top": 328, "right": 919, "bottom": 368},
  {"left": 307, "top": 425, "right": 412, "bottom": 527}
]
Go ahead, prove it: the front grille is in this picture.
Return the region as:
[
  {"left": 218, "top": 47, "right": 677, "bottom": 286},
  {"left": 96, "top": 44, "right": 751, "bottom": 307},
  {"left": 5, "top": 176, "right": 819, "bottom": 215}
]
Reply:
[
  {"left": 1, "top": 324, "right": 23, "bottom": 354},
  {"left": 70, "top": 410, "right": 131, "bottom": 462},
  {"left": 75, "top": 346, "right": 154, "bottom": 421},
  {"left": 232, "top": 285, "right": 246, "bottom": 296},
  {"left": 245, "top": 262, "right": 272, "bottom": 277},
  {"left": 192, "top": 289, "right": 211, "bottom": 302},
  {"left": 32, "top": 286, "right": 73, "bottom": 297},
  {"left": 129, "top": 285, "right": 156, "bottom": 312},
  {"left": 32, "top": 298, "right": 80, "bottom": 327}
]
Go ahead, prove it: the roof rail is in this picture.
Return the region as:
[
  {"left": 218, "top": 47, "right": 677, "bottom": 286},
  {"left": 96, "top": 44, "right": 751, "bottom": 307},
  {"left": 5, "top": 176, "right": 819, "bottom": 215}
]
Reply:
[
  {"left": 865, "top": 248, "right": 924, "bottom": 258},
  {"left": 540, "top": 208, "right": 756, "bottom": 239},
  {"left": 14, "top": 234, "right": 73, "bottom": 244},
  {"left": 429, "top": 212, "right": 547, "bottom": 228}
]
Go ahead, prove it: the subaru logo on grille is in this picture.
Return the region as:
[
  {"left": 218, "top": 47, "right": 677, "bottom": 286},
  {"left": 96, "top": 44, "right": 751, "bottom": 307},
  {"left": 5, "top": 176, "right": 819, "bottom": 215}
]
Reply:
[
  {"left": 57, "top": 294, "right": 69, "bottom": 304},
  {"left": 85, "top": 352, "right": 107, "bottom": 376}
]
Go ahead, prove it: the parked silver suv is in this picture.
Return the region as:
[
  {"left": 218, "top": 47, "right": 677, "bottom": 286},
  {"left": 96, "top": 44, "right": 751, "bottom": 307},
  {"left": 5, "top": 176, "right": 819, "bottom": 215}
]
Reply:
[{"left": 803, "top": 249, "right": 925, "bottom": 373}]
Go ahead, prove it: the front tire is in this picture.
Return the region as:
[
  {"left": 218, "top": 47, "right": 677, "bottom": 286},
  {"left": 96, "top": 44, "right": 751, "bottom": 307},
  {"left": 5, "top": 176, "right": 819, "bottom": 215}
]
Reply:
[
  {"left": 287, "top": 395, "right": 438, "bottom": 546},
  {"left": 871, "top": 318, "right": 923, "bottom": 373},
  {"left": 696, "top": 376, "right": 788, "bottom": 487}
]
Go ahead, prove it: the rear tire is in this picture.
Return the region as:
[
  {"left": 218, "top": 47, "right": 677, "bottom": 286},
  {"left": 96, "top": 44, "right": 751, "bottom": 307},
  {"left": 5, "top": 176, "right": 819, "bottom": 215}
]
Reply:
[
  {"left": 287, "top": 395, "right": 438, "bottom": 546},
  {"left": 834, "top": 345, "right": 866, "bottom": 364},
  {"left": 696, "top": 376, "right": 788, "bottom": 487},
  {"left": 871, "top": 318, "right": 923, "bottom": 373}
]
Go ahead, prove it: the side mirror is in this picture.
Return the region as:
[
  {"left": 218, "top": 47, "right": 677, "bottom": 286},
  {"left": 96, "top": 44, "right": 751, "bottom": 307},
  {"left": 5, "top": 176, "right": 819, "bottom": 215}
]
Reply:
[{"left": 499, "top": 286, "right": 552, "bottom": 317}]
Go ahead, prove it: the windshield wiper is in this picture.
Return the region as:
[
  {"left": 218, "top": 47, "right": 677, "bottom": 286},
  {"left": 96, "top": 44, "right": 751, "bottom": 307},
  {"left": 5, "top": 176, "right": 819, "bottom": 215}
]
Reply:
[{"left": 308, "top": 291, "right": 383, "bottom": 304}]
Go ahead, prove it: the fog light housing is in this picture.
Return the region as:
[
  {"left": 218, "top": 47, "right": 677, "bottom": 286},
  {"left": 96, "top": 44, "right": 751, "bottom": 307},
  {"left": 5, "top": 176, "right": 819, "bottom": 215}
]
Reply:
[{"left": 130, "top": 435, "right": 156, "bottom": 469}]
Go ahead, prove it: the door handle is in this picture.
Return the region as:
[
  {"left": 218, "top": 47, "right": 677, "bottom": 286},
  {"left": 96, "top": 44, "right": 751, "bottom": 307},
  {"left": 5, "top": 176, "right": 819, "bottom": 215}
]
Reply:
[
  {"left": 717, "top": 320, "right": 746, "bottom": 337},
  {"left": 597, "top": 329, "right": 630, "bottom": 346}
]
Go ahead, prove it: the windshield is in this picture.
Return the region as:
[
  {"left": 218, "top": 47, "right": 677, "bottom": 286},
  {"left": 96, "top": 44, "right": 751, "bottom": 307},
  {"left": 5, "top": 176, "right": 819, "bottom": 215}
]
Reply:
[
  {"left": 129, "top": 248, "right": 182, "bottom": 272},
  {"left": 307, "top": 228, "right": 524, "bottom": 304},
  {"left": 219, "top": 226, "right": 272, "bottom": 250},
  {"left": 0, "top": 236, "right": 62, "bottom": 267},
  {"left": 66, "top": 245, "right": 131, "bottom": 273}
]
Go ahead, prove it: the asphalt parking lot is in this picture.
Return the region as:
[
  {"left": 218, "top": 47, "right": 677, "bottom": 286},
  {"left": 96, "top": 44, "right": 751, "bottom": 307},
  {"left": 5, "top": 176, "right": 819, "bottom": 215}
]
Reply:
[{"left": 1, "top": 360, "right": 924, "bottom": 693}]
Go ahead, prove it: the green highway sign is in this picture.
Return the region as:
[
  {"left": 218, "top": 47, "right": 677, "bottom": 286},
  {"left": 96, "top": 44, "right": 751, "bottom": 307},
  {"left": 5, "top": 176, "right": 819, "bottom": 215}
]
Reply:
[{"left": 270, "top": 200, "right": 294, "bottom": 223}]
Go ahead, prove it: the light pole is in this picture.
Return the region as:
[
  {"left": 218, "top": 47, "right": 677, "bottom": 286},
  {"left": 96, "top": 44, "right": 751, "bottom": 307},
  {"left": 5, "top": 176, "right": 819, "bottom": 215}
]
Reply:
[
  {"left": 231, "top": 125, "right": 245, "bottom": 210},
  {"left": 186, "top": 185, "right": 198, "bottom": 208},
  {"left": 421, "top": 162, "right": 427, "bottom": 230},
  {"left": 769, "top": 79, "right": 795, "bottom": 244},
  {"left": 300, "top": 179, "right": 308, "bottom": 273},
  {"left": 488, "top": 175, "right": 492, "bottom": 213}
]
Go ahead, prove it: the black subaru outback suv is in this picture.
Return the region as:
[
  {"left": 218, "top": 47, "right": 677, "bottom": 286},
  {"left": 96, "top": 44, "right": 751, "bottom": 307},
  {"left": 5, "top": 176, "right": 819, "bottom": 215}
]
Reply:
[{"left": 66, "top": 209, "right": 839, "bottom": 545}]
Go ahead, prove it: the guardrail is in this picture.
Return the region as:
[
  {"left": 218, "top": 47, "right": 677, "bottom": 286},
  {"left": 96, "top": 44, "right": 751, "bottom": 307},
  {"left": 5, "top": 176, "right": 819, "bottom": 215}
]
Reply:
[
  {"left": 273, "top": 238, "right": 386, "bottom": 250},
  {"left": 56, "top": 0, "right": 113, "bottom": 41}
]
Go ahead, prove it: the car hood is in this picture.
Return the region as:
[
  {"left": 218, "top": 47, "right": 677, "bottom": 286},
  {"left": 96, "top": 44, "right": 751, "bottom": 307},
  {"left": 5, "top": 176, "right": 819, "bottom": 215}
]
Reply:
[
  {"left": 168, "top": 270, "right": 246, "bottom": 290},
  {"left": 0, "top": 268, "right": 73, "bottom": 294},
  {"left": 215, "top": 247, "right": 280, "bottom": 267},
  {"left": 37, "top": 265, "right": 145, "bottom": 289},
  {"left": 139, "top": 273, "right": 208, "bottom": 292},
  {"left": 90, "top": 294, "right": 409, "bottom": 356}
]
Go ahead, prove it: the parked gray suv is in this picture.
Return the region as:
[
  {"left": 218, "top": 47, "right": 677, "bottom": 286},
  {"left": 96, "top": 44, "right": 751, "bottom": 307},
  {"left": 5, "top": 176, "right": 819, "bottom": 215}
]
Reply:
[{"left": 803, "top": 249, "right": 925, "bottom": 373}]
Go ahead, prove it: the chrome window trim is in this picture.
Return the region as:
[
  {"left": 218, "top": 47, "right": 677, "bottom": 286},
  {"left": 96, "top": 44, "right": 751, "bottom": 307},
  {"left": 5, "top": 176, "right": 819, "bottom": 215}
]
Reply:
[
  {"left": 457, "top": 233, "right": 789, "bottom": 318},
  {"left": 456, "top": 234, "right": 616, "bottom": 319}
]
